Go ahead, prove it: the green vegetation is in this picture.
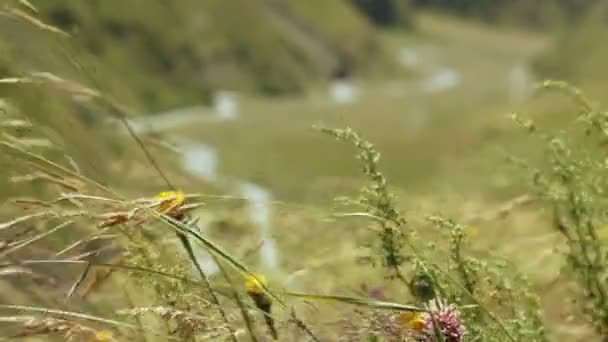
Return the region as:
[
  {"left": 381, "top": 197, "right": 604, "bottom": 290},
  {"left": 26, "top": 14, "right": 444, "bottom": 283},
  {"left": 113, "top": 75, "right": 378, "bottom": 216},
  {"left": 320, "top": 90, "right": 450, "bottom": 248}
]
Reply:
[
  {"left": 351, "top": 0, "right": 413, "bottom": 27},
  {"left": 534, "top": 4, "right": 608, "bottom": 84},
  {"left": 171, "top": 13, "right": 548, "bottom": 203},
  {"left": 412, "top": 0, "right": 601, "bottom": 28},
  {"left": 2, "top": 1, "right": 608, "bottom": 341},
  {"left": 31, "top": 0, "right": 397, "bottom": 112}
]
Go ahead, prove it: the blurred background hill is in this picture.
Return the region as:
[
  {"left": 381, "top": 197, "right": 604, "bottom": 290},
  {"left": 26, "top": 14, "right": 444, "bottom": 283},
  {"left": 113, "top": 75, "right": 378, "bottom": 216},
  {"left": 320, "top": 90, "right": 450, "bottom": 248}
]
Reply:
[
  {"left": 15, "top": 0, "right": 606, "bottom": 113},
  {"left": 33, "top": 0, "right": 401, "bottom": 112}
]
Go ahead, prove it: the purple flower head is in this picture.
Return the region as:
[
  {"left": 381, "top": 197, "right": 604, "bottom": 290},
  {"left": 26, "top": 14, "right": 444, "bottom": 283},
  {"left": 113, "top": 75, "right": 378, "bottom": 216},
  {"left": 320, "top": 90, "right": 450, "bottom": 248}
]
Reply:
[{"left": 404, "top": 298, "right": 466, "bottom": 342}]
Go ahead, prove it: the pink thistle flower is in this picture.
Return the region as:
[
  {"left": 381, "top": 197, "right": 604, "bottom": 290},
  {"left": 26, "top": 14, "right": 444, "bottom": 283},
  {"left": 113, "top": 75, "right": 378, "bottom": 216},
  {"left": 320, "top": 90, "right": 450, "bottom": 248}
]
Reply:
[{"left": 401, "top": 298, "right": 466, "bottom": 342}]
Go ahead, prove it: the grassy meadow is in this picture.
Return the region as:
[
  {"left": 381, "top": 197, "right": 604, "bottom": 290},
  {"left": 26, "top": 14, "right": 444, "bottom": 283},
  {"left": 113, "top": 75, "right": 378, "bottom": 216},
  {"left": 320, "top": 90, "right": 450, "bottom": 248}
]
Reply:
[{"left": 1, "top": 1, "right": 608, "bottom": 341}]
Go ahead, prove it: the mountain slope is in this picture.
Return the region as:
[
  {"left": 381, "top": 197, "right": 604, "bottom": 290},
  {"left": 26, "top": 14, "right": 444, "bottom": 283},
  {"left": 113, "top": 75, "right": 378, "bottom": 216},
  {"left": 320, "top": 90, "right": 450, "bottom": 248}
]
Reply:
[{"left": 34, "top": 0, "right": 396, "bottom": 112}]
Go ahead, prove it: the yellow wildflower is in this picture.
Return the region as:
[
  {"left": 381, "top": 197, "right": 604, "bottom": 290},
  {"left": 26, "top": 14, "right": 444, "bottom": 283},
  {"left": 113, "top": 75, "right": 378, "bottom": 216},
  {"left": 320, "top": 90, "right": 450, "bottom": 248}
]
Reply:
[
  {"left": 92, "top": 330, "right": 113, "bottom": 342},
  {"left": 245, "top": 273, "right": 267, "bottom": 295},
  {"left": 398, "top": 312, "right": 425, "bottom": 331},
  {"left": 245, "top": 273, "right": 276, "bottom": 339},
  {"left": 155, "top": 190, "right": 186, "bottom": 218}
]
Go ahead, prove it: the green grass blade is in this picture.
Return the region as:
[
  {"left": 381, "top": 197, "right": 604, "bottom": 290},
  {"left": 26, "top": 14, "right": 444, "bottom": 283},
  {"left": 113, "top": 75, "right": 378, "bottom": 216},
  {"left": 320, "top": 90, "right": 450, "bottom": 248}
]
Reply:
[
  {"left": 283, "top": 291, "right": 426, "bottom": 312},
  {"left": 153, "top": 212, "right": 287, "bottom": 307}
]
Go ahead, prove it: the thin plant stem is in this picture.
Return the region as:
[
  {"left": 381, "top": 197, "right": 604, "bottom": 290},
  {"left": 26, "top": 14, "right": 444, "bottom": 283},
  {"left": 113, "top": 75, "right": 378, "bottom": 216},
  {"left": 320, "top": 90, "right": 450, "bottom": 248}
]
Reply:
[
  {"left": 213, "top": 255, "right": 258, "bottom": 342},
  {"left": 176, "top": 230, "right": 236, "bottom": 341}
]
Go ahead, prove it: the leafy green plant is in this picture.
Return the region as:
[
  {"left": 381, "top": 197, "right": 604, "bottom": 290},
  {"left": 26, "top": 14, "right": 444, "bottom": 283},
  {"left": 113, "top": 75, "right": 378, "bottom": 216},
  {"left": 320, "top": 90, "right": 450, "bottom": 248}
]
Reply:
[
  {"left": 320, "top": 125, "right": 547, "bottom": 341},
  {"left": 513, "top": 80, "right": 608, "bottom": 338}
]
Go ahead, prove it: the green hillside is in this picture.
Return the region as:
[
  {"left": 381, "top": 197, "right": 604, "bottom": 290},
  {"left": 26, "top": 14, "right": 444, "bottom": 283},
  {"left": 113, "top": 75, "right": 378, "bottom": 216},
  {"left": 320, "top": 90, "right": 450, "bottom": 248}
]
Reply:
[
  {"left": 412, "top": 0, "right": 600, "bottom": 28},
  {"left": 32, "top": 0, "right": 399, "bottom": 112},
  {"left": 533, "top": 2, "right": 608, "bottom": 84}
]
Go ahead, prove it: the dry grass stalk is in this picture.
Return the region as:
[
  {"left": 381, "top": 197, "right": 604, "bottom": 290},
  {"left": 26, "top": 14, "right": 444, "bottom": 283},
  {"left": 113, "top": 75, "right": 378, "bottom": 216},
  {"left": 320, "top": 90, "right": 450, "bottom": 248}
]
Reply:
[
  {"left": 117, "top": 306, "right": 232, "bottom": 340},
  {"left": 17, "top": 0, "right": 38, "bottom": 14},
  {"left": 0, "top": 221, "right": 73, "bottom": 259},
  {"left": 0, "top": 212, "right": 46, "bottom": 231},
  {"left": 0, "top": 266, "right": 56, "bottom": 286},
  {"left": 9, "top": 171, "right": 83, "bottom": 192},
  {"left": 1, "top": 315, "right": 105, "bottom": 341},
  {"left": 0, "top": 6, "right": 69, "bottom": 36}
]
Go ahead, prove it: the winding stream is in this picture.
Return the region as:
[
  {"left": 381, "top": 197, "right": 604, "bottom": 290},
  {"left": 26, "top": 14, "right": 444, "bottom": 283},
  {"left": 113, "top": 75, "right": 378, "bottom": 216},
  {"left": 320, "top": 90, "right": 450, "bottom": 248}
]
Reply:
[
  {"left": 130, "top": 95, "right": 282, "bottom": 276},
  {"left": 180, "top": 136, "right": 280, "bottom": 275}
]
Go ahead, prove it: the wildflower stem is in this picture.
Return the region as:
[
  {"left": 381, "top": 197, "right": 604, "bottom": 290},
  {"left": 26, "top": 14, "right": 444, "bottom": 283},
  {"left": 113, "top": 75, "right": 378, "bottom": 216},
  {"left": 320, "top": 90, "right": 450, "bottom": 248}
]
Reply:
[
  {"left": 156, "top": 212, "right": 287, "bottom": 307},
  {"left": 432, "top": 267, "right": 516, "bottom": 342},
  {"left": 213, "top": 255, "right": 258, "bottom": 342},
  {"left": 175, "top": 232, "right": 237, "bottom": 342},
  {"left": 112, "top": 105, "right": 239, "bottom": 337},
  {"left": 290, "top": 308, "right": 321, "bottom": 342}
]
